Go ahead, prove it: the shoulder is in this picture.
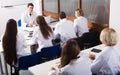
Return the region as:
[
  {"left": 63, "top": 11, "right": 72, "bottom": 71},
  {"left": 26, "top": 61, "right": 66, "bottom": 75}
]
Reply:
[
  {"left": 22, "top": 11, "right": 27, "bottom": 15},
  {"left": 96, "top": 47, "right": 112, "bottom": 60},
  {"left": 55, "top": 22, "right": 61, "bottom": 27},
  {"left": 17, "top": 32, "right": 25, "bottom": 41},
  {"left": 34, "top": 27, "right": 39, "bottom": 33},
  {"left": 81, "top": 16, "right": 88, "bottom": 22},
  {"left": 66, "top": 20, "right": 74, "bottom": 25},
  {"left": 74, "top": 18, "right": 78, "bottom": 22},
  {"left": 32, "top": 11, "right": 37, "bottom": 15}
]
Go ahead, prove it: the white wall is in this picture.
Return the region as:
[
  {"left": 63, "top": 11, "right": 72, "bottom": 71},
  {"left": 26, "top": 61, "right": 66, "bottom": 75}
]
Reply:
[
  {"left": 33, "top": 0, "right": 42, "bottom": 15},
  {"left": 0, "top": 0, "right": 42, "bottom": 37},
  {"left": 109, "top": 0, "right": 120, "bottom": 45}
]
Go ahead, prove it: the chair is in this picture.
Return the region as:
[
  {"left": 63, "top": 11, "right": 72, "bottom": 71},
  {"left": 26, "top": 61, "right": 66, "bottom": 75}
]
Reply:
[
  {"left": 12, "top": 52, "right": 41, "bottom": 74},
  {"left": 40, "top": 44, "right": 61, "bottom": 62},
  {"left": 75, "top": 31, "right": 101, "bottom": 50},
  {"left": 17, "top": 19, "right": 21, "bottom": 27}
]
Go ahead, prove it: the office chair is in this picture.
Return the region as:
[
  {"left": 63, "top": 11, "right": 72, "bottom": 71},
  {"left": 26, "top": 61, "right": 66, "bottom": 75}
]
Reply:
[
  {"left": 40, "top": 44, "right": 61, "bottom": 62},
  {"left": 17, "top": 19, "right": 21, "bottom": 27},
  {"left": 75, "top": 31, "right": 101, "bottom": 50},
  {"left": 12, "top": 52, "right": 41, "bottom": 74}
]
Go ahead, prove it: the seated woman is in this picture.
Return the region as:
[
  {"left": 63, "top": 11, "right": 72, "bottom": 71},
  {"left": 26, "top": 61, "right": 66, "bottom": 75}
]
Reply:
[
  {"left": 32, "top": 16, "right": 54, "bottom": 52},
  {"left": 89, "top": 28, "right": 120, "bottom": 75},
  {"left": 49, "top": 39, "right": 92, "bottom": 75},
  {"left": 2, "top": 19, "right": 29, "bottom": 66}
]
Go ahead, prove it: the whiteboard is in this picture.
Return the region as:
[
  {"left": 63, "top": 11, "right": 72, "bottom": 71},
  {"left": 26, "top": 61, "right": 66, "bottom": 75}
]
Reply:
[{"left": 1, "top": 0, "right": 33, "bottom": 7}]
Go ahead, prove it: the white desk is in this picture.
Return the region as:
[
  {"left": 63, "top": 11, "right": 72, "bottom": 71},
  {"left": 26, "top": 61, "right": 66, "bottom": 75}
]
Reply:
[
  {"left": 48, "top": 21, "right": 58, "bottom": 29},
  {"left": 28, "top": 44, "right": 104, "bottom": 75}
]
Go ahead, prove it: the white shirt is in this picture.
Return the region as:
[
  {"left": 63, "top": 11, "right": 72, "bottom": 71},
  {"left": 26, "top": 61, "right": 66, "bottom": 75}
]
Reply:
[
  {"left": 32, "top": 27, "right": 53, "bottom": 52},
  {"left": 21, "top": 11, "right": 37, "bottom": 27},
  {"left": 16, "top": 32, "right": 29, "bottom": 58},
  {"left": 54, "top": 19, "right": 77, "bottom": 44},
  {"left": 49, "top": 55, "right": 92, "bottom": 75},
  {"left": 91, "top": 46, "right": 120, "bottom": 75},
  {"left": 74, "top": 16, "right": 89, "bottom": 37}
]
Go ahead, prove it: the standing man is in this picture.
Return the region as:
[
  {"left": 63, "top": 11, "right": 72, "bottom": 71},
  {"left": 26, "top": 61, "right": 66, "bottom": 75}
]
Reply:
[
  {"left": 74, "top": 9, "right": 89, "bottom": 37},
  {"left": 21, "top": 3, "right": 37, "bottom": 27}
]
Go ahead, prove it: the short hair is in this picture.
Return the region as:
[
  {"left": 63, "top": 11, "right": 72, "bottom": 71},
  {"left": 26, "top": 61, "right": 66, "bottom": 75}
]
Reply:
[
  {"left": 27, "top": 3, "right": 34, "bottom": 7},
  {"left": 75, "top": 8, "right": 84, "bottom": 16},
  {"left": 100, "top": 28, "right": 117, "bottom": 46},
  {"left": 59, "top": 11, "right": 66, "bottom": 19}
]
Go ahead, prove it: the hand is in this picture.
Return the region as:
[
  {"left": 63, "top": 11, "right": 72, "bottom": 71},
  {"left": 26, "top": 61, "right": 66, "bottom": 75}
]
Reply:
[
  {"left": 89, "top": 53, "right": 96, "bottom": 60},
  {"left": 50, "top": 63, "right": 61, "bottom": 71},
  {"left": 50, "top": 67, "right": 57, "bottom": 71},
  {"left": 27, "top": 24, "right": 33, "bottom": 27}
]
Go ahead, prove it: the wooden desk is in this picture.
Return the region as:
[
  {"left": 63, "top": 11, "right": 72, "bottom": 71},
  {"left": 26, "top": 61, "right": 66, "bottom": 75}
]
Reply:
[{"left": 28, "top": 44, "right": 104, "bottom": 75}]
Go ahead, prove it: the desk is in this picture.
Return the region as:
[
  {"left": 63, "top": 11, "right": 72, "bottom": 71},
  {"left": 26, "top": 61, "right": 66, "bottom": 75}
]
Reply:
[
  {"left": 28, "top": 44, "right": 104, "bottom": 75},
  {"left": 48, "top": 21, "right": 58, "bottom": 29}
]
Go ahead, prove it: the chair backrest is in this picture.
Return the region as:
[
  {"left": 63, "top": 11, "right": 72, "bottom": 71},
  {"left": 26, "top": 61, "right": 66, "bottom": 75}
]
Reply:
[
  {"left": 74, "top": 31, "right": 101, "bottom": 50},
  {"left": 17, "top": 52, "right": 41, "bottom": 70},
  {"left": 40, "top": 44, "right": 61, "bottom": 62},
  {"left": 17, "top": 19, "right": 21, "bottom": 27}
]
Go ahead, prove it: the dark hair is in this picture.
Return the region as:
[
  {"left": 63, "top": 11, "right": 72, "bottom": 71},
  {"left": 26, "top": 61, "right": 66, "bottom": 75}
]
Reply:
[
  {"left": 75, "top": 8, "right": 84, "bottom": 16},
  {"left": 61, "top": 39, "right": 80, "bottom": 67},
  {"left": 36, "top": 16, "right": 53, "bottom": 39},
  {"left": 27, "top": 3, "right": 34, "bottom": 7},
  {"left": 59, "top": 11, "right": 66, "bottom": 19},
  {"left": 2, "top": 19, "right": 18, "bottom": 65}
]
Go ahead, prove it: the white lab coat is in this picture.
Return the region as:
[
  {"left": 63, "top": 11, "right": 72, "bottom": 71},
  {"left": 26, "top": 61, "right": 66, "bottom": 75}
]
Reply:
[
  {"left": 91, "top": 46, "right": 120, "bottom": 75},
  {"left": 74, "top": 16, "right": 89, "bottom": 37},
  {"left": 54, "top": 19, "right": 77, "bottom": 45},
  {"left": 32, "top": 27, "right": 53, "bottom": 52},
  {"left": 21, "top": 11, "right": 37, "bottom": 27},
  {"left": 49, "top": 55, "right": 92, "bottom": 75},
  {"left": 1, "top": 31, "right": 29, "bottom": 58},
  {"left": 16, "top": 32, "right": 30, "bottom": 58}
]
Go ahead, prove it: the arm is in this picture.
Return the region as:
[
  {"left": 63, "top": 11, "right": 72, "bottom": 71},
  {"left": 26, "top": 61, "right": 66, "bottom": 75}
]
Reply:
[
  {"left": 21, "top": 13, "right": 28, "bottom": 27},
  {"left": 74, "top": 20, "right": 79, "bottom": 37},
  {"left": 32, "top": 29, "right": 38, "bottom": 44},
  {"left": 91, "top": 55, "right": 104, "bottom": 74},
  {"left": 54, "top": 24, "right": 59, "bottom": 35}
]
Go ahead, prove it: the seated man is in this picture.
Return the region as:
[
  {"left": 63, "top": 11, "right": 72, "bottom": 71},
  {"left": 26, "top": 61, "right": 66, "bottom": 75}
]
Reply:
[
  {"left": 54, "top": 12, "right": 77, "bottom": 46},
  {"left": 21, "top": 3, "right": 37, "bottom": 27}
]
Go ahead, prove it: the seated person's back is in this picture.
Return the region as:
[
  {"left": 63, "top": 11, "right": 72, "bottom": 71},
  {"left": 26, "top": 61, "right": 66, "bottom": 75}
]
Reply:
[
  {"left": 49, "top": 39, "right": 92, "bottom": 75},
  {"left": 32, "top": 16, "right": 53, "bottom": 52},
  {"left": 54, "top": 12, "right": 76, "bottom": 45},
  {"left": 2, "top": 19, "right": 29, "bottom": 66},
  {"left": 90, "top": 28, "right": 120, "bottom": 75}
]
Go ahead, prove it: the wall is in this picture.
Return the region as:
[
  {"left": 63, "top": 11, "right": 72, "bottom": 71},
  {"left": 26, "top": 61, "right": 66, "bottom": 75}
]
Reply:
[
  {"left": 109, "top": 0, "right": 120, "bottom": 45},
  {"left": 0, "top": 0, "right": 42, "bottom": 37},
  {"left": 33, "top": 0, "right": 42, "bottom": 15}
]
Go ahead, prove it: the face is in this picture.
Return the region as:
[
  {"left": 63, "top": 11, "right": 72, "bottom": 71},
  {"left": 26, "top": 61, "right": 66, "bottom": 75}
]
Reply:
[
  {"left": 75, "top": 11, "right": 78, "bottom": 17},
  {"left": 27, "top": 5, "right": 34, "bottom": 13}
]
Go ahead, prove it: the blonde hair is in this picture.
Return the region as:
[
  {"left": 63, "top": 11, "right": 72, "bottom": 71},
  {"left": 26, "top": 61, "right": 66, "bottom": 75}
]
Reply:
[{"left": 100, "top": 28, "right": 117, "bottom": 46}]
